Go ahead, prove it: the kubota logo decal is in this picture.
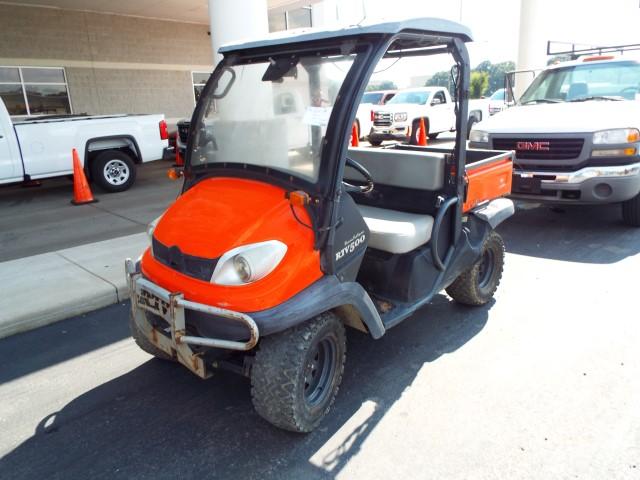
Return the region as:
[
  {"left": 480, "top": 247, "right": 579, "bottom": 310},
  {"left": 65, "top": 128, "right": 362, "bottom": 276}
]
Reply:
[
  {"left": 516, "top": 141, "right": 550, "bottom": 151},
  {"left": 336, "top": 231, "right": 366, "bottom": 261}
]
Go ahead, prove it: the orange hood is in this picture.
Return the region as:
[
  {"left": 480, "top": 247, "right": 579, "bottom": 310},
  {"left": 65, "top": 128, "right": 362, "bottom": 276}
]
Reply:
[{"left": 155, "top": 177, "right": 304, "bottom": 259}]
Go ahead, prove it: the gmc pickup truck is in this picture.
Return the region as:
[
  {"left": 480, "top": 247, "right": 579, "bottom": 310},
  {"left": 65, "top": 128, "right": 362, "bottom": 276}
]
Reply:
[
  {"left": 0, "top": 98, "right": 169, "bottom": 192},
  {"left": 369, "top": 87, "right": 456, "bottom": 146},
  {"left": 470, "top": 53, "right": 640, "bottom": 226}
]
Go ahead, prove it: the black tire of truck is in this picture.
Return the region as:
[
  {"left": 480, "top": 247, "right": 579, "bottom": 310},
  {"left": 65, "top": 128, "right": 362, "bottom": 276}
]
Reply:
[
  {"left": 91, "top": 150, "right": 137, "bottom": 193},
  {"left": 621, "top": 192, "right": 640, "bottom": 227},
  {"left": 129, "top": 311, "right": 174, "bottom": 361},
  {"left": 409, "top": 118, "right": 428, "bottom": 145},
  {"left": 250, "top": 311, "right": 346, "bottom": 433},
  {"left": 446, "top": 231, "right": 505, "bottom": 306}
]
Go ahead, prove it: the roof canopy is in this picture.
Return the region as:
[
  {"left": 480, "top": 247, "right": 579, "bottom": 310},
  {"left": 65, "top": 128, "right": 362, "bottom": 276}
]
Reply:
[{"left": 219, "top": 17, "right": 473, "bottom": 54}]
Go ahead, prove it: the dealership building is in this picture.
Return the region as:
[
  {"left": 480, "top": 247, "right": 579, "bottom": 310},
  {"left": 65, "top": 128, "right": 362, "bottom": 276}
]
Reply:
[{"left": 0, "top": 0, "right": 340, "bottom": 125}]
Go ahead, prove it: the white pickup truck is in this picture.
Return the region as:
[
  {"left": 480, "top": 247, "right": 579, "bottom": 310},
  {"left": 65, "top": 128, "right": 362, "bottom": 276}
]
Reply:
[
  {"left": 0, "top": 98, "right": 168, "bottom": 192},
  {"left": 368, "top": 87, "right": 456, "bottom": 146},
  {"left": 470, "top": 54, "right": 640, "bottom": 226}
]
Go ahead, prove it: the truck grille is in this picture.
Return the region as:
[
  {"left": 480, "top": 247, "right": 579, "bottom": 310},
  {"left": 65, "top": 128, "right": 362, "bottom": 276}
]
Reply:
[
  {"left": 373, "top": 112, "right": 392, "bottom": 127},
  {"left": 177, "top": 123, "right": 190, "bottom": 144},
  {"left": 493, "top": 138, "right": 584, "bottom": 160},
  {"left": 152, "top": 237, "right": 217, "bottom": 282}
]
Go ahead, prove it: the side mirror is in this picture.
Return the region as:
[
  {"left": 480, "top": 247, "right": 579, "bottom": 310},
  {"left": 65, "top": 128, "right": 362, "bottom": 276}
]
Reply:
[{"left": 431, "top": 98, "right": 443, "bottom": 106}]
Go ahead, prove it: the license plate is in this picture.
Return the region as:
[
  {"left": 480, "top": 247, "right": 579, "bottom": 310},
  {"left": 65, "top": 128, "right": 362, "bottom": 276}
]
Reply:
[
  {"left": 137, "top": 288, "right": 171, "bottom": 318},
  {"left": 513, "top": 175, "right": 542, "bottom": 194}
]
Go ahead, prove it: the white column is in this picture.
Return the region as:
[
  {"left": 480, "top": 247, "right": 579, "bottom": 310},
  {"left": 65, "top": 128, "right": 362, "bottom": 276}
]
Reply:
[
  {"left": 515, "top": 0, "right": 549, "bottom": 99},
  {"left": 208, "top": 0, "right": 269, "bottom": 65}
]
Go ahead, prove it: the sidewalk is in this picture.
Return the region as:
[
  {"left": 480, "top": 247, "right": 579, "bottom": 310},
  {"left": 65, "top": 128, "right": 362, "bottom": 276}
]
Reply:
[{"left": 0, "top": 233, "right": 148, "bottom": 339}]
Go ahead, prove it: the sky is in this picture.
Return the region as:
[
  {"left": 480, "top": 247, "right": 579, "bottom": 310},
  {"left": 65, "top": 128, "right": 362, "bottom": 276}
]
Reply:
[{"left": 330, "top": 0, "right": 640, "bottom": 88}]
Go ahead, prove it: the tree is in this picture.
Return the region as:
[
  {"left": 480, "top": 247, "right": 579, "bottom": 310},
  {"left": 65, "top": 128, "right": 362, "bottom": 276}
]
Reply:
[
  {"left": 470, "top": 71, "right": 489, "bottom": 98},
  {"left": 366, "top": 80, "right": 397, "bottom": 91},
  {"left": 425, "top": 70, "right": 451, "bottom": 90}
]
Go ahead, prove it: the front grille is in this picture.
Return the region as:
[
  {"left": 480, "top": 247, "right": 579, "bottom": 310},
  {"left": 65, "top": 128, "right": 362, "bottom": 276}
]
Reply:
[
  {"left": 493, "top": 138, "right": 584, "bottom": 160},
  {"left": 177, "top": 122, "right": 190, "bottom": 144},
  {"left": 152, "top": 237, "right": 217, "bottom": 282},
  {"left": 374, "top": 113, "right": 392, "bottom": 127}
]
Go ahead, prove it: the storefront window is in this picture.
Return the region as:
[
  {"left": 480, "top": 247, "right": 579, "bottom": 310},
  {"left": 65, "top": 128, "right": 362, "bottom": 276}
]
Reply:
[{"left": 0, "top": 67, "right": 71, "bottom": 117}]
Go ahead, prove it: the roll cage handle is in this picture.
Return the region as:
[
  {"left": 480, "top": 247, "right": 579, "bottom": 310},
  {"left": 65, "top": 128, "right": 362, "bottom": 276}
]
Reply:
[{"left": 431, "top": 196, "right": 458, "bottom": 271}]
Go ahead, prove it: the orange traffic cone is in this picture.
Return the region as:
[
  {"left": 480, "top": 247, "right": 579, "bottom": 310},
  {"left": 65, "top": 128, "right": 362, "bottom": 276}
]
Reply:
[
  {"left": 175, "top": 132, "right": 184, "bottom": 166},
  {"left": 418, "top": 118, "right": 428, "bottom": 146},
  {"left": 71, "top": 148, "right": 97, "bottom": 205},
  {"left": 351, "top": 122, "right": 359, "bottom": 147}
]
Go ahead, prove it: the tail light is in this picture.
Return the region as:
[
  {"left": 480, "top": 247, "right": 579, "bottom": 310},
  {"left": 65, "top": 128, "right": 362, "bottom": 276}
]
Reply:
[
  {"left": 370, "top": 110, "right": 375, "bottom": 121},
  {"left": 159, "top": 119, "right": 169, "bottom": 140}
]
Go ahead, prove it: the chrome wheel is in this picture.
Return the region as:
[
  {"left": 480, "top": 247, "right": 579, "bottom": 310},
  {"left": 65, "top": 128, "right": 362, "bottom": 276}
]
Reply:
[{"left": 103, "top": 159, "right": 130, "bottom": 186}]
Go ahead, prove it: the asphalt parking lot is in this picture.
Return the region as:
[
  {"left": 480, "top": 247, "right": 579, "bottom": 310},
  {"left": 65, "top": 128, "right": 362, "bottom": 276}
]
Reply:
[
  {"left": 0, "top": 160, "right": 181, "bottom": 262},
  {"left": 1, "top": 165, "right": 639, "bottom": 478}
]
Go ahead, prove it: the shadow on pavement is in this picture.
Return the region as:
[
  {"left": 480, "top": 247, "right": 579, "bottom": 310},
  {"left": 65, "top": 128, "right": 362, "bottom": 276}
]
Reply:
[
  {"left": 499, "top": 202, "right": 640, "bottom": 264},
  {"left": 0, "top": 303, "right": 130, "bottom": 385},
  {"left": 0, "top": 294, "right": 490, "bottom": 480}
]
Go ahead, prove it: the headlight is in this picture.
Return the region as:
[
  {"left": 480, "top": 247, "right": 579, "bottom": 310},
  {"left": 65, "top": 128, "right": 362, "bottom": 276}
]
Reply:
[
  {"left": 469, "top": 130, "right": 489, "bottom": 143},
  {"left": 210, "top": 240, "right": 287, "bottom": 286},
  {"left": 593, "top": 128, "right": 640, "bottom": 144},
  {"left": 394, "top": 112, "right": 408, "bottom": 122},
  {"left": 591, "top": 147, "right": 636, "bottom": 157},
  {"left": 146, "top": 215, "right": 162, "bottom": 239}
]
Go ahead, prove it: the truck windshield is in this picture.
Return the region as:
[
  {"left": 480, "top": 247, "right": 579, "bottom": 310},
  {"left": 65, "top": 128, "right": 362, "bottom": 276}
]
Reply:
[
  {"left": 188, "top": 52, "right": 357, "bottom": 183},
  {"left": 386, "top": 91, "right": 430, "bottom": 105},
  {"left": 361, "top": 92, "right": 383, "bottom": 104},
  {"left": 520, "top": 61, "right": 640, "bottom": 104}
]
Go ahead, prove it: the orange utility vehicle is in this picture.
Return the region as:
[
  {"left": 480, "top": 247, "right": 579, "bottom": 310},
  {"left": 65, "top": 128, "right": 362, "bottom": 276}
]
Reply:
[{"left": 126, "top": 18, "right": 514, "bottom": 432}]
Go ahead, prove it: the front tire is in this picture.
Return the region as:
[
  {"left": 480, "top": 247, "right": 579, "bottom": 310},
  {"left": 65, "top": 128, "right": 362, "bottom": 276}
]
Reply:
[
  {"left": 129, "top": 312, "right": 174, "bottom": 361},
  {"left": 251, "top": 312, "right": 346, "bottom": 432},
  {"left": 622, "top": 192, "right": 640, "bottom": 227},
  {"left": 446, "top": 231, "right": 505, "bottom": 306},
  {"left": 409, "top": 118, "right": 428, "bottom": 145},
  {"left": 91, "top": 150, "right": 136, "bottom": 193}
]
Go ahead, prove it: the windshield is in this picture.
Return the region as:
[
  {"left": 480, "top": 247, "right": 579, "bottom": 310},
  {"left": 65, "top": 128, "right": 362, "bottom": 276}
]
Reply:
[
  {"left": 520, "top": 61, "right": 640, "bottom": 104},
  {"left": 386, "top": 90, "right": 430, "bottom": 105},
  {"left": 490, "top": 89, "right": 505, "bottom": 101},
  {"left": 361, "top": 92, "right": 383, "bottom": 104},
  {"left": 189, "top": 52, "right": 357, "bottom": 183}
]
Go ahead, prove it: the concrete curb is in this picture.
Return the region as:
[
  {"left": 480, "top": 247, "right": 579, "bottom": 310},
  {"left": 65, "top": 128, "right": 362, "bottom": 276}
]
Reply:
[{"left": 0, "top": 233, "right": 148, "bottom": 339}]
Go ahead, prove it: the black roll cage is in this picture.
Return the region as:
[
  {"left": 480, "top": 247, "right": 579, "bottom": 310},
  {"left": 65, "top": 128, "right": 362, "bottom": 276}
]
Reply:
[{"left": 183, "top": 30, "right": 471, "bottom": 275}]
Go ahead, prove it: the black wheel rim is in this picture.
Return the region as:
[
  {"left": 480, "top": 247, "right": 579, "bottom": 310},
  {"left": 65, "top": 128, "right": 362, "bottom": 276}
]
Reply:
[
  {"left": 303, "top": 337, "right": 337, "bottom": 408},
  {"left": 477, "top": 248, "right": 495, "bottom": 289}
]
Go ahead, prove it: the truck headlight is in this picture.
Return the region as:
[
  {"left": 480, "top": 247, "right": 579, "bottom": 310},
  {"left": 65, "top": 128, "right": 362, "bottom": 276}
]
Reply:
[
  {"left": 394, "top": 112, "right": 408, "bottom": 122},
  {"left": 593, "top": 128, "right": 640, "bottom": 144},
  {"left": 210, "top": 240, "right": 287, "bottom": 285},
  {"left": 591, "top": 148, "right": 636, "bottom": 157},
  {"left": 469, "top": 130, "right": 489, "bottom": 143}
]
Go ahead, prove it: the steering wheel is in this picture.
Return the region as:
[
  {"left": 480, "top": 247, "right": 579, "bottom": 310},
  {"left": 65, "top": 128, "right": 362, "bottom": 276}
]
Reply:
[{"left": 343, "top": 157, "right": 374, "bottom": 194}]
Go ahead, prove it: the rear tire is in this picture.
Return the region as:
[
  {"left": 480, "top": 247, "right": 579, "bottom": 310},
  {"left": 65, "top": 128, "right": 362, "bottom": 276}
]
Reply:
[
  {"left": 129, "top": 312, "right": 174, "bottom": 361},
  {"left": 369, "top": 138, "right": 382, "bottom": 147},
  {"left": 91, "top": 150, "right": 136, "bottom": 193},
  {"left": 251, "top": 312, "right": 346, "bottom": 433},
  {"left": 446, "top": 231, "right": 505, "bottom": 306},
  {"left": 622, "top": 192, "right": 640, "bottom": 227}
]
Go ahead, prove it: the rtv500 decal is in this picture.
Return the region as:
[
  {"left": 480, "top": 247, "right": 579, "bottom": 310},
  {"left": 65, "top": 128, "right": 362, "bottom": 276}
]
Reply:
[{"left": 336, "top": 230, "right": 366, "bottom": 261}]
